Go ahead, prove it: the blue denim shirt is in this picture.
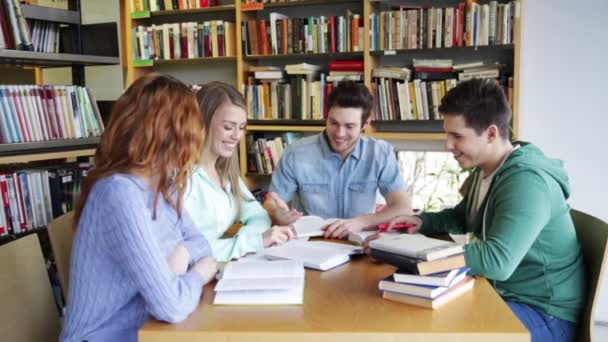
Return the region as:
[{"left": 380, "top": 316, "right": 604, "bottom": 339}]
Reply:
[{"left": 269, "top": 132, "right": 406, "bottom": 219}]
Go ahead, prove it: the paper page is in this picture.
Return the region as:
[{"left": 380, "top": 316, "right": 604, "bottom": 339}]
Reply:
[
  {"left": 222, "top": 260, "right": 304, "bottom": 280},
  {"left": 215, "top": 277, "right": 304, "bottom": 292},
  {"left": 292, "top": 216, "right": 338, "bottom": 238},
  {"left": 214, "top": 287, "right": 304, "bottom": 305},
  {"left": 264, "top": 240, "right": 352, "bottom": 270}
]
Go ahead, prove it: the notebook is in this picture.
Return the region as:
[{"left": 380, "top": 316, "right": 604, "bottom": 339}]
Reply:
[
  {"left": 213, "top": 260, "right": 305, "bottom": 305},
  {"left": 369, "top": 233, "right": 463, "bottom": 261},
  {"left": 291, "top": 216, "right": 338, "bottom": 238},
  {"left": 264, "top": 240, "right": 359, "bottom": 271}
]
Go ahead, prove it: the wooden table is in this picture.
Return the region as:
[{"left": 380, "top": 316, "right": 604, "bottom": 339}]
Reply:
[{"left": 139, "top": 256, "right": 529, "bottom": 342}]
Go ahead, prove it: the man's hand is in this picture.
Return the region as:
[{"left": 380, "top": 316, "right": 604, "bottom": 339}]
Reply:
[
  {"left": 192, "top": 256, "right": 218, "bottom": 285},
  {"left": 263, "top": 225, "right": 296, "bottom": 247},
  {"left": 167, "top": 244, "right": 190, "bottom": 276},
  {"left": 386, "top": 215, "right": 422, "bottom": 234},
  {"left": 322, "top": 217, "right": 368, "bottom": 239},
  {"left": 362, "top": 231, "right": 385, "bottom": 258},
  {"left": 263, "top": 192, "right": 302, "bottom": 226}
]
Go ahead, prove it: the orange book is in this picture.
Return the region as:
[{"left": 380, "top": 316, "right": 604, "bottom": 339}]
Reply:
[{"left": 280, "top": 18, "right": 288, "bottom": 55}]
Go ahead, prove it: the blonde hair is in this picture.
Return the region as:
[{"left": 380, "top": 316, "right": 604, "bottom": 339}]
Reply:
[{"left": 196, "top": 81, "right": 247, "bottom": 217}]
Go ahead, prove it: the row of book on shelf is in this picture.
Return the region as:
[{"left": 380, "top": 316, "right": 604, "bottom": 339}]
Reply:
[
  {"left": 242, "top": 59, "right": 511, "bottom": 122},
  {"left": 244, "top": 60, "right": 362, "bottom": 120},
  {"left": 130, "top": 0, "right": 224, "bottom": 12},
  {"left": 0, "top": 0, "right": 62, "bottom": 53},
  {"left": 370, "top": 0, "right": 519, "bottom": 51},
  {"left": 372, "top": 59, "right": 512, "bottom": 121},
  {"left": 0, "top": 163, "right": 90, "bottom": 237},
  {"left": 0, "top": 85, "right": 105, "bottom": 144},
  {"left": 246, "top": 132, "right": 303, "bottom": 174},
  {"left": 132, "top": 21, "right": 236, "bottom": 61},
  {"left": 242, "top": 11, "right": 362, "bottom": 56}
]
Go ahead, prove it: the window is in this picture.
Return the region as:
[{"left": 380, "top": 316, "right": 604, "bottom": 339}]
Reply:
[{"left": 397, "top": 151, "right": 469, "bottom": 212}]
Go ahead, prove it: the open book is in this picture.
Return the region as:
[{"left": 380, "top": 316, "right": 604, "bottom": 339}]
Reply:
[
  {"left": 264, "top": 240, "right": 361, "bottom": 271},
  {"left": 369, "top": 233, "right": 463, "bottom": 261},
  {"left": 214, "top": 260, "right": 305, "bottom": 305},
  {"left": 291, "top": 216, "right": 338, "bottom": 238}
]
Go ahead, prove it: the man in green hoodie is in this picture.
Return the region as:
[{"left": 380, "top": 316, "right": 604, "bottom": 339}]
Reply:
[{"left": 374, "top": 79, "right": 586, "bottom": 341}]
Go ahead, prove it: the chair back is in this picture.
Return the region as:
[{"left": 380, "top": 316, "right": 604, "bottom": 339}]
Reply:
[
  {"left": 0, "top": 235, "right": 61, "bottom": 341},
  {"left": 47, "top": 211, "right": 75, "bottom": 299},
  {"left": 571, "top": 209, "right": 608, "bottom": 342}
]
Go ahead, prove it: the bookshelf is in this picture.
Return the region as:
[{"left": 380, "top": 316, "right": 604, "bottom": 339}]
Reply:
[
  {"left": 0, "top": 0, "right": 118, "bottom": 243},
  {"left": 120, "top": 0, "right": 522, "bottom": 187}
]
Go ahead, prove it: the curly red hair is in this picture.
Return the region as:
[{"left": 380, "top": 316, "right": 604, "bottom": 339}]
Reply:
[{"left": 74, "top": 74, "right": 204, "bottom": 227}]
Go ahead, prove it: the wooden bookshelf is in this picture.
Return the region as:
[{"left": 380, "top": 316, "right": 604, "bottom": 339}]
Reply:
[{"left": 120, "top": 0, "right": 522, "bottom": 183}]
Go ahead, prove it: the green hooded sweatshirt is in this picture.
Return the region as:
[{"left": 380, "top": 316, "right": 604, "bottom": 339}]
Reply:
[{"left": 419, "top": 142, "right": 586, "bottom": 323}]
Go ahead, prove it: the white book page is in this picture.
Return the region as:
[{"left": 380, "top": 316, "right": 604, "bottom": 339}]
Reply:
[
  {"left": 221, "top": 260, "right": 304, "bottom": 280},
  {"left": 264, "top": 240, "right": 353, "bottom": 270},
  {"left": 292, "top": 216, "right": 338, "bottom": 238},
  {"left": 214, "top": 287, "right": 304, "bottom": 305},
  {"left": 215, "top": 277, "right": 304, "bottom": 292}
]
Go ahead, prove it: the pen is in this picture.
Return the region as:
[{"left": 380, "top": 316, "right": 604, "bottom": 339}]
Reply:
[{"left": 377, "top": 223, "right": 416, "bottom": 231}]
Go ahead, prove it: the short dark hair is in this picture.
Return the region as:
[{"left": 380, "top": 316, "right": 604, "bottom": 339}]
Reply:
[
  {"left": 327, "top": 81, "right": 374, "bottom": 123},
  {"left": 439, "top": 78, "right": 512, "bottom": 139}
]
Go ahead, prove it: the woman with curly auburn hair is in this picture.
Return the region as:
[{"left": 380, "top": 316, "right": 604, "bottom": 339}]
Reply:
[
  {"left": 60, "top": 74, "right": 218, "bottom": 342},
  {"left": 183, "top": 81, "right": 294, "bottom": 262}
]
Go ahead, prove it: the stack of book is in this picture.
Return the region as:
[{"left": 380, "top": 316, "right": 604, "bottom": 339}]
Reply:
[{"left": 369, "top": 234, "right": 473, "bottom": 309}]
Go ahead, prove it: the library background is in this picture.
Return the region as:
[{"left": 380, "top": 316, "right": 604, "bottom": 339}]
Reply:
[{"left": 0, "top": 0, "right": 531, "bottom": 339}]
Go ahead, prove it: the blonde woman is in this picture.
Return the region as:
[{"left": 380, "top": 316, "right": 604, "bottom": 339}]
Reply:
[{"left": 184, "top": 82, "right": 294, "bottom": 262}]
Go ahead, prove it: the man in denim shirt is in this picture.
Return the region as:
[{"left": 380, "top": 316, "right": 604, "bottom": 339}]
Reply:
[{"left": 264, "top": 82, "right": 413, "bottom": 239}]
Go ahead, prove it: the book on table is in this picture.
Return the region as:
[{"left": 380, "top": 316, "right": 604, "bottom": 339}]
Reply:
[
  {"left": 370, "top": 248, "right": 466, "bottom": 275},
  {"left": 213, "top": 259, "right": 304, "bottom": 305},
  {"left": 392, "top": 267, "right": 471, "bottom": 287},
  {"left": 291, "top": 215, "right": 338, "bottom": 238},
  {"left": 378, "top": 268, "right": 469, "bottom": 299},
  {"left": 264, "top": 239, "right": 361, "bottom": 271},
  {"left": 369, "top": 233, "right": 463, "bottom": 261},
  {"left": 382, "top": 277, "right": 475, "bottom": 309}
]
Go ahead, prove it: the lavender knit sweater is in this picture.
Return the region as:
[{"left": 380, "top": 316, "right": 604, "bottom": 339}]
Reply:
[{"left": 60, "top": 174, "right": 211, "bottom": 342}]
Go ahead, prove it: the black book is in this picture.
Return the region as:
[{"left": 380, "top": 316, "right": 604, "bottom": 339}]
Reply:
[{"left": 370, "top": 248, "right": 465, "bottom": 276}]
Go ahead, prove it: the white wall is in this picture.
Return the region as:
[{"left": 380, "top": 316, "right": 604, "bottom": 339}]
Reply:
[
  {"left": 42, "top": 0, "right": 123, "bottom": 100},
  {"left": 519, "top": 0, "right": 608, "bottom": 321}
]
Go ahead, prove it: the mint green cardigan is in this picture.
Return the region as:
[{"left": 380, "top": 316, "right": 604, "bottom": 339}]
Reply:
[{"left": 183, "top": 168, "right": 271, "bottom": 261}]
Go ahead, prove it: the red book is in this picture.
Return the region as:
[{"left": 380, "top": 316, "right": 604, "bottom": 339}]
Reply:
[
  {"left": 0, "top": 1, "right": 13, "bottom": 49},
  {"left": 258, "top": 20, "right": 268, "bottom": 55},
  {"left": 328, "top": 60, "right": 364, "bottom": 72},
  {"left": 0, "top": 175, "right": 13, "bottom": 235},
  {"left": 43, "top": 86, "right": 60, "bottom": 139},
  {"left": 199, "top": 0, "right": 209, "bottom": 7},
  {"left": 457, "top": 2, "right": 466, "bottom": 47}
]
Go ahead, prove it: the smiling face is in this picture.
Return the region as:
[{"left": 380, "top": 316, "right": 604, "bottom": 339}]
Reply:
[
  {"left": 443, "top": 114, "right": 493, "bottom": 169},
  {"left": 206, "top": 101, "right": 247, "bottom": 159},
  {"left": 325, "top": 106, "right": 368, "bottom": 159}
]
